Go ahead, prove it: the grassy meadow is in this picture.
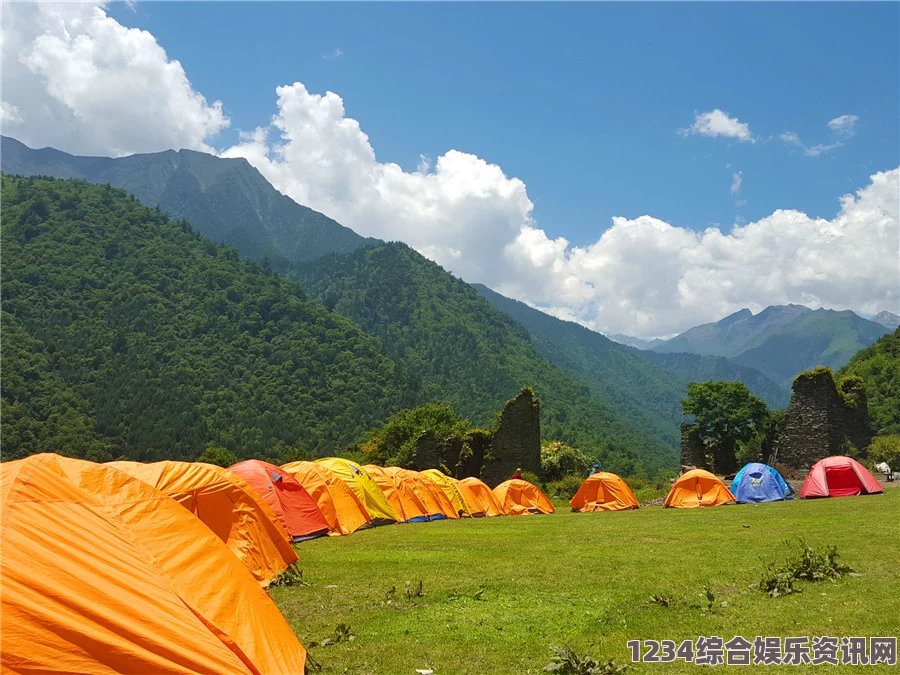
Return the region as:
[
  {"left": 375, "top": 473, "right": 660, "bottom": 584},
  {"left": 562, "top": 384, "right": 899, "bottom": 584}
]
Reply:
[{"left": 273, "top": 489, "right": 900, "bottom": 674}]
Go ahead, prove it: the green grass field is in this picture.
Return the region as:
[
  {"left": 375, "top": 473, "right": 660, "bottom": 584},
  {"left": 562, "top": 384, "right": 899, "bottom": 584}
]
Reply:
[{"left": 273, "top": 489, "right": 900, "bottom": 674}]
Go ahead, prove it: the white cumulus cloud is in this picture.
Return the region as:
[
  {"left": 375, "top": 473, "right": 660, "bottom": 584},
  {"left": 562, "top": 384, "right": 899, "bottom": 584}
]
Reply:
[
  {"left": 730, "top": 171, "right": 743, "bottom": 195},
  {"left": 500, "top": 168, "right": 899, "bottom": 337},
  {"left": 828, "top": 114, "right": 858, "bottom": 137},
  {"left": 221, "top": 82, "right": 534, "bottom": 283},
  {"left": 780, "top": 114, "right": 860, "bottom": 158},
  {"left": 0, "top": 1, "right": 228, "bottom": 157},
  {"left": 679, "top": 109, "right": 754, "bottom": 143}
]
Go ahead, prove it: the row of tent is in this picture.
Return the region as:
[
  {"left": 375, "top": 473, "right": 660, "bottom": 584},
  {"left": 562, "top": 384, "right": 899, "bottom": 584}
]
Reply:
[
  {"left": 661, "top": 456, "right": 884, "bottom": 508},
  {"left": 1, "top": 453, "right": 883, "bottom": 673}
]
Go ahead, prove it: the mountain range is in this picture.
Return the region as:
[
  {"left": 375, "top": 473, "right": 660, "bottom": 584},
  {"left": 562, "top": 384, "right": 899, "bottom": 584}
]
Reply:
[
  {"left": 3, "top": 136, "right": 893, "bottom": 475},
  {"left": 0, "top": 136, "right": 378, "bottom": 268}
]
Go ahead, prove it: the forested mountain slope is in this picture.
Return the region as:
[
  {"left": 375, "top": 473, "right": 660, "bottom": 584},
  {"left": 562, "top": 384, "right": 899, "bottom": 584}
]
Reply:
[
  {"left": 296, "top": 244, "right": 678, "bottom": 475},
  {"left": 1, "top": 176, "right": 417, "bottom": 462},
  {"left": 1, "top": 136, "right": 379, "bottom": 268}
]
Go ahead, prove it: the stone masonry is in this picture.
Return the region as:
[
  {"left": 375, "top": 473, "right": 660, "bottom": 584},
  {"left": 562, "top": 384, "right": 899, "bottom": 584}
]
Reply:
[
  {"left": 680, "top": 422, "right": 708, "bottom": 470},
  {"left": 481, "top": 388, "right": 542, "bottom": 485},
  {"left": 773, "top": 369, "right": 871, "bottom": 471}
]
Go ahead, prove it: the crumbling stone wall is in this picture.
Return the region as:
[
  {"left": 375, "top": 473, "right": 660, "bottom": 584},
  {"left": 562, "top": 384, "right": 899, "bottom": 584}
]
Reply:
[
  {"left": 482, "top": 388, "right": 542, "bottom": 485},
  {"left": 773, "top": 368, "right": 872, "bottom": 470},
  {"left": 680, "top": 422, "right": 708, "bottom": 470}
]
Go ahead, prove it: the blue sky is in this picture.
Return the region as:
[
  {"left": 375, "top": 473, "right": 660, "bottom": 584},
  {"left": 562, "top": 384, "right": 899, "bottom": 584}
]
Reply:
[
  {"left": 108, "top": 2, "right": 899, "bottom": 244},
  {"left": 3, "top": 1, "right": 898, "bottom": 335}
]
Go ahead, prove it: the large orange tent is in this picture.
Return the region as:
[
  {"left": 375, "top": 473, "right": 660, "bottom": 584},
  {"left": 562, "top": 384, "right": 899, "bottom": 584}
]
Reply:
[
  {"left": 457, "top": 477, "right": 506, "bottom": 517},
  {"left": 229, "top": 459, "right": 329, "bottom": 541},
  {"left": 1, "top": 454, "right": 307, "bottom": 674},
  {"left": 665, "top": 469, "right": 736, "bottom": 508},
  {"left": 493, "top": 479, "right": 556, "bottom": 515},
  {"left": 316, "top": 458, "right": 398, "bottom": 525},
  {"left": 421, "top": 468, "right": 471, "bottom": 517},
  {"left": 570, "top": 472, "right": 640, "bottom": 512},
  {"left": 109, "top": 460, "right": 297, "bottom": 586},
  {"left": 282, "top": 461, "right": 373, "bottom": 535},
  {"left": 364, "top": 465, "right": 431, "bottom": 522},
  {"left": 390, "top": 467, "right": 460, "bottom": 520}
]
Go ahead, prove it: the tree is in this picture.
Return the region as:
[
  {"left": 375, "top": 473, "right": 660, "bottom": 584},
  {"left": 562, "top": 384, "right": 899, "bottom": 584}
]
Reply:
[
  {"left": 868, "top": 435, "right": 900, "bottom": 468},
  {"left": 541, "top": 441, "right": 591, "bottom": 481},
  {"left": 683, "top": 381, "right": 769, "bottom": 473},
  {"left": 197, "top": 446, "right": 238, "bottom": 468}
]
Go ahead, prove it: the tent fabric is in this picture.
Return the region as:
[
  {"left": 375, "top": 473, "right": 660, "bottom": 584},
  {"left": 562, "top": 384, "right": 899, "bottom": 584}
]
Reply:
[
  {"left": 108, "top": 460, "right": 297, "bottom": 586},
  {"left": 493, "top": 479, "right": 556, "bottom": 516},
  {"left": 800, "top": 456, "right": 884, "bottom": 499},
  {"left": 457, "top": 477, "right": 506, "bottom": 517},
  {"left": 390, "top": 467, "right": 460, "bottom": 521},
  {"left": 1, "top": 454, "right": 306, "bottom": 674},
  {"left": 364, "top": 465, "right": 431, "bottom": 523},
  {"left": 316, "top": 458, "right": 398, "bottom": 525},
  {"left": 281, "top": 461, "right": 372, "bottom": 536},
  {"left": 229, "top": 460, "right": 329, "bottom": 542},
  {"left": 732, "top": 462, "right": 793, "bottom": 499},
  {"left": 730, "top": 463, "right": 793, "bottom": 504},
  {"left": 421, "top": 469, "right": 471, "bottom": 517},
  {"left": 665, "top": 469, "right": 736, "bottom": 508},
  {"left": 569, "top": 472, "right": 640, "bottom": 512}
]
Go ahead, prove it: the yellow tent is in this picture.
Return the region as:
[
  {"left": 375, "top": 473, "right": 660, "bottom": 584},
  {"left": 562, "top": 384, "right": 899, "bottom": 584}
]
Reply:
[
  {"left": 109, "top": 460, "right": 298, "bottom": 586},
  {"left": 1, "top": 454, "right": 307, "bottom": 673},
  {"left": 421, "top": 468, "right": 471, "bottom": 517},
  {"left": 316, "top": 457, "right": 397, "bottom": 524},
  {"left": 282, "top": 461, "right": 373, "bottom": 536},
  {"left": 364, "top": 465, "right": 431, "bottom": 522}
]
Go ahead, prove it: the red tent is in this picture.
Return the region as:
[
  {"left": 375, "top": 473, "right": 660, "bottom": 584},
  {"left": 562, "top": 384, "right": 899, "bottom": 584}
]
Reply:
[
  {"left": 230, "top": 459, "right": 329, "bottom": 541},
  {"left": 799, "top": 456, "right": 884, "bottom": 499}
]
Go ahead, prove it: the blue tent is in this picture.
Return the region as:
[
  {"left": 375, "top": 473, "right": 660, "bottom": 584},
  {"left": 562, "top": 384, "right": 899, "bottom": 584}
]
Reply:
[{"left": 731, "top": 463, "right": 793, "bottom": 503}]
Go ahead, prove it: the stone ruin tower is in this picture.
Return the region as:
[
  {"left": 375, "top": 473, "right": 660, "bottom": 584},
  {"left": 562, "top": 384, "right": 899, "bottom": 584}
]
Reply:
[
  {"left": 773, "top": 368, "right": 871, "bottom": 471},
  {"left": 409, "top": 387, "right": 542, "bottom": 486}
]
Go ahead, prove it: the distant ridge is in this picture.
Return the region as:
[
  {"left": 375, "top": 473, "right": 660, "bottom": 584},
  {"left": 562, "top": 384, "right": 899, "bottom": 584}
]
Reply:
[
  {"left": 1, "top": 135, "right": 380, "bottom": 268},
  {"left": 872, "top": 310, "right": 900, "bottom": 331}
]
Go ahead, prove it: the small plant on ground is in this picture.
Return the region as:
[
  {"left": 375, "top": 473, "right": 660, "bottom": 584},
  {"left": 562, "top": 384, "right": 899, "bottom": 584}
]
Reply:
[
  {"left": 647, "top": 594, "right": 674, "bottom": 607},
  {"left": 757, "top": 539, "right": 857, "bottom": 598},
  {"left": 543, "top": 646, "right": 629, "bottom": 674},
  {"left": 308, "top": 623, "right": 356, "bottom": 648},
  {"left": 406, "top": 580, "right": 425, "bottom": 600},
  {"left": 268, "top": 564, "right": 308, "bottom": 588}
]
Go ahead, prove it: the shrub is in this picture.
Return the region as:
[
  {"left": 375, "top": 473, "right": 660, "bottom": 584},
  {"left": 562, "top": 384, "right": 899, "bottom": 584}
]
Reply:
[
  {"left": 868, "top": 435, "right": 900, "bottom": 468},
  {"left": 757, "top": 539, "right": 856, "bottom": 598},
  {"left": 546, "top": 475, "right": 584, "bottom": 500},
  {"left": 541, "top": 442, "right": 591, "bottom": 482},
  {"left": 196, "top": 446, "right": 237, "bottom": 467}
]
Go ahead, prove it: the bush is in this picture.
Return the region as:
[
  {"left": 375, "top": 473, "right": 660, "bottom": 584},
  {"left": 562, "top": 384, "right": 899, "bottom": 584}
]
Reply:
[
  {"left": 197, "top": 446, "right": 237, "bottom": 467},
  {"left": 868, "top": 435, "right": 900, "bottom": 468},
  {"left": 522, "top": 470, "right": 543, "bottom": 487},
  {"left": 757, "top": 539, "right": 856, "bottom": 598},
  {"left": 546, "top": 475, "right": 585, "bottom": 500},
  {"left": 541, "top": 441, "right": 591, "bottom": 482}
]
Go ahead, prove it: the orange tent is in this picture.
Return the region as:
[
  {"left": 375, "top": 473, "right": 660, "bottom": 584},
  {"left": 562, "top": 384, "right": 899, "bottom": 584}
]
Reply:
[
  {"left": 282, "top": 461, "right": 372, "bottom": 536},
  {"left": 1, "top": 454, "right": 306, "bottom": 674},
  {"left": 570, "top": 472, "right": 640, "bottom": 512},
  {"left": 109, "top": 460, "right": 297, "bottom": 586},
  {"left": 364, "top": 465, "right": 431, "bottom": 522},
  {"left": 665, "top": 469, "right": 736, "bottom": 508},
  {"left": 493, "top": 479, "right": 556, "bottom": 515},
  {"left": 421, "top": 468, "right": 471, "bottom": 517},
  {"left": 229, "top": 460, "right": 329, "bottom": 541},
  {"left": 457, "top": 476, "right": 506, "bottom": 517},
  {"left": 390, "top": 468, "right": 460, "bottom": 520}
]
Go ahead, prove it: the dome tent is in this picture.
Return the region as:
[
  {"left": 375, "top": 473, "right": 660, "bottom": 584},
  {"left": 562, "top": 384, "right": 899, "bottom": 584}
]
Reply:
[
  {"left": 229, "top": 459, "right": 329, "bottom": 542},
  {"left": 1, "top": 454, "right": 307, "bottom": 673},
  {"left": 570, "top": 472, "right": 640, "bottom": 512},
  {"left": 457, "top": 477, "right": 505, "bottom": 517},
  {"left": 421, "top": 468, "right": 471, "bottom": 517},
  {"left": 316, "top": 457, "right": 398, "bottom": 525},
  {"left": 364, "top": 464, "right": 431, "bottom": 523},
  {"left": 109, "top": 460, "right": 297, "bottom": 586},
  {"left": 493, "top": 479, "right": 555, "bottom": 515},
  {"left": 282, "top": 461, "right": 373, "bottom": 536},
  {"left": 730, "top": 462, "right": 793, "bottom": 503},
  {"left": 665, "top": 469, "right": 736, "bottom": 508},
  {"left": 800, "top": 456, "right": 883, "bottom": 499}
]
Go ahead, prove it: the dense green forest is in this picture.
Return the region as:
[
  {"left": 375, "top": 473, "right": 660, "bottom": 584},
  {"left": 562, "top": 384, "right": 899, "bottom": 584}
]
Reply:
[
  {"left": 295, "top": 243, "right": 677, "bottom": 475},
  {"left": 838, "top": 327, "right": 900, "bottom": 436},
  {"left": 1, "top": 176, "right": 419, "bottom": 462}
]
